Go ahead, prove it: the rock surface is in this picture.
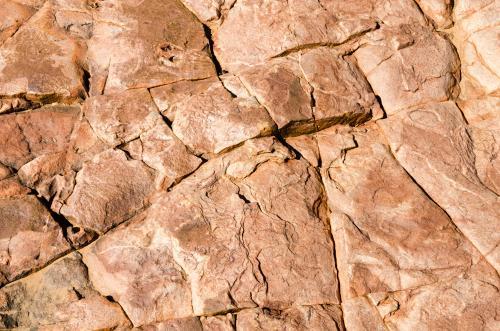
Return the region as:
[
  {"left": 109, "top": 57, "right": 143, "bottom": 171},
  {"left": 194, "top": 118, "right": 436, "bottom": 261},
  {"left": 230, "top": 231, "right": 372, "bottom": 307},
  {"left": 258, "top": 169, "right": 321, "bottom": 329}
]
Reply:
[{"left": 0, "top": 0, "right": 499, "bottom": 329}]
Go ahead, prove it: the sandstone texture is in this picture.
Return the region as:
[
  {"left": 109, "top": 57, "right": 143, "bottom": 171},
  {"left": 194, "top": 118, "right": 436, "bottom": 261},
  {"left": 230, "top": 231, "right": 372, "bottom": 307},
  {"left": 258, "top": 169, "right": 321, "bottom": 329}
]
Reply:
[{"left": 0, "top": 0, "right": 499, "bottom": 330}]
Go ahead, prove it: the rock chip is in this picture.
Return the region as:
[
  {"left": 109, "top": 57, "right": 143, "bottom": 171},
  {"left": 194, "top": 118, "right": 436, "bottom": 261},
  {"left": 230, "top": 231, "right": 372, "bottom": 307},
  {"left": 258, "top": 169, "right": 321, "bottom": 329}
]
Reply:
[
  {"left": 0, "top": 252, "right": 131, "bottom": 330},
  {"left": 0, "top": 195, "right": 70, "bottom": 286}
]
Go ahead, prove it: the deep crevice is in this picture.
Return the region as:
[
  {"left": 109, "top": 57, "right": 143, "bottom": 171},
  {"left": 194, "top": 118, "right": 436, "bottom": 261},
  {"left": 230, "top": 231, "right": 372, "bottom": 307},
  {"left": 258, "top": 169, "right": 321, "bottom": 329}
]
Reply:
[{"left": 203, "top": 24, "right": 224, "bottom": 76}]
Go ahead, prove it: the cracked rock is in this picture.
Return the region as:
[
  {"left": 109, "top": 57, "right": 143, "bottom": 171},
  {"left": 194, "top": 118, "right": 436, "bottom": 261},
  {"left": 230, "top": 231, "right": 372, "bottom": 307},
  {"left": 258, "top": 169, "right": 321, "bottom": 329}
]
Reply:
[
  {"left": 60, "top": 149, "right": 155, "bottom": 234},
  {"left": 379, "top": 101, "right": 500, "bottom": 272},
  {"left": 0, "top": 252, "right": 131, "bottom": 330},
  {"left": 0, "top": 194, "right": 70, "bottom": 286},
  {"left": 82, "top": 137, "right": 339, "bottom": 326},
  {"left": 172, "top": 80, "right": 276, "bottom": 156}
]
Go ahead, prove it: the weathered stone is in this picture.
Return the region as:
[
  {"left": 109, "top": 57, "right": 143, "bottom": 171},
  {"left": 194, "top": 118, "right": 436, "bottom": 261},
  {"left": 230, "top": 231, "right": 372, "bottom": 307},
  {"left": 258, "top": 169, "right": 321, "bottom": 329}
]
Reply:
[
  {"left": 150, "top": 77, "right": 220, "bottom": 122},
  {"left": 236, "top": 305, "right": 344, "bottom": 330},
  {"left": 379, "top": 101, "right": 500, "bottom": 271},
  {"left": 0, "top": 104, "right": 80, "bottom": 170},
  {"left": 344, "top": 260, "right": 500, "bottom": 330},
  {"left": 0, "top": 252, "right": 131, "bottom": 330},
  {"left": 0, "top": 1, "right": 86, "bottom": 108},
  {"left": 200, "top": 314, "right": 234, "bottom": 331},
  {"left": 137, "top": 317, "right": 203, "bottom": 331},
  {"left": 138, "top": 123, "right": 202, "bottom": 189},
  {"left": 453, "top": 0, "right": 500, "bottom": 99},
  {"left": 0, "top": 175, "right": 31, "bottom": 198},
  {"left": 354, "top": 24, "right": 460, "bottom": 114},
  {"left": 238, "top": 48, "right": 380, "bottom": 134},
  {"left": 415, "top": 0, "right": 453, "bottom": 28},
  {"left": 0, "top": 195, "right": 69, "bottom": 286},
  {"left": 460, "top": 97, "right": 500, "bottom": 194},
  {"left": 318, "top": 125, "right": 486, "bottom": 299},
  {"left": 286, "top": 135, "right": 320, "bottom": 167},
  {"left": 60, "top": 149, "right": 155, "bottom": 234},
  {"left": 0, "top": 0, "right": 35, "bottom": 46},
  {"left": 214, "top": 0, "right": 379, "bottom": 71},
  {"left": 82, "top": 138, "right": 339, "bottom": 325},
  {"left": 84, "top": 89, "right": 163, "bottom": 147},
  {"left": 81, "top": 211, "right": 194, "bottom": 327},
  {"left": 172, "top": 81, "right": 275, "bottom": 156},
  {"left": 86, "top": 0, "right": 216, "bottom": 94}
]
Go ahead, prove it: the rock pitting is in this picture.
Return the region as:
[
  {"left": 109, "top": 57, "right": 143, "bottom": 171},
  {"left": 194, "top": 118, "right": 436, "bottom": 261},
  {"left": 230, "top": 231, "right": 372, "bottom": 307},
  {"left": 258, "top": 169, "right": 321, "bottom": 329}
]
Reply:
[{"left": 0, "top": 0, "right": 499, "bottom": 330}]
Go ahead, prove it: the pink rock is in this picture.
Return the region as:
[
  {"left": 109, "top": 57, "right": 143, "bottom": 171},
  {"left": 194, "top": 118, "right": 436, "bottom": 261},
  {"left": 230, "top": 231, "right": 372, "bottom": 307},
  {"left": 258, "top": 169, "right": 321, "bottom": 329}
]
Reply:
[{"left": 0, "top": 195, "right": 70, "bottom": 286}]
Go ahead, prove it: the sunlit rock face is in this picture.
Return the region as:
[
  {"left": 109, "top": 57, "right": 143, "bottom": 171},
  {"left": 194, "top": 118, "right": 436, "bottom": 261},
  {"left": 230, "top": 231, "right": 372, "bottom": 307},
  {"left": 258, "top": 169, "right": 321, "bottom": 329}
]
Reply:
[{"left": 0, "top": 0, "right": 499, "bottom": 329}]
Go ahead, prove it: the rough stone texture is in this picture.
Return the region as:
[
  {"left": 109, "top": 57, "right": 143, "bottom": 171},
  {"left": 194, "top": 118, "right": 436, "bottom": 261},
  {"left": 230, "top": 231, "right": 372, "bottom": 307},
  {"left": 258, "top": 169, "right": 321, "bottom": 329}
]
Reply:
[
  {"left": 379, "top": 101, "right": 500, "bottom": 272},
  {"left": 0, "top": 194, "right": 70, "bottom": 286},
  {"left": 172, "top": 80, "right": 276, "bottom": 156},
  {"left": 60, "top": 149, "right": 155, "bottom": 234},
  {"left": 0, "top": 252, "right": 131, "bottom": 330},
  {"left": 86, "top": 0, "right": 216, "bottom": 94},
  {"left": 84, "top": 89, "right": 163, "bottom": 147},
  {"left": 0, "top": 1, "right": 86, "bottom": 111},
  {"left": 319, "top": 124, "right": 487, "bottom": 299},
  {"left": 82, "top": 138, "right": 339, "bottom": 326},
  {"left": 354, "top": 24, "right": 461, "bottom": 114},
  {"left": 1, "top": 0, "right": 500, "bottom": 329}
]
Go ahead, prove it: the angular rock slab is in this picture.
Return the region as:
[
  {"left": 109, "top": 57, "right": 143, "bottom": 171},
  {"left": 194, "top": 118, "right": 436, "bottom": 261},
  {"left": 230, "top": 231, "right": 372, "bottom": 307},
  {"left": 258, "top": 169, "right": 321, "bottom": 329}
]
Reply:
[
  {"left": 84, "top": 88, "right": 163, "bottom": 147},
  {"left": 136, "top": 123, "right": 202, "bottom": 189},
  {"left": 0, "top": 252, "right": 131, "bottom": 330},
  {"left": 0, "top": 104, "right": 80, "bottom": 169},
  {"left": 318, "top": 125, "right": 486, "bottom": 299},
  {"left": 343, "top": 261, "right": 500, "bottom": 330},
  {"left": 354, "top": 24, "right": 460, "bottom": 114},
  {"left": 82, "top": 138, "right": 339, "bottom": 326},
  {"left": 379, "top": 101, "right": 500, "bottom": 272},
  {"left": 235, "top": 305, "right": 344, "bottom": 331},
  {"left": 150, "top": 77, "right": 220, "bottom": 122},
  {"left": 172, "top": 80, "right": 276, "bottom": 156},
  {"left": 460, "top": 96, "right": 500, "bottom": 195},
  {"left": 237, "top": 48, "right": 381, "bottom": 134},
  {"left": 0, "top": 195, "right": 70, "bottom": 286},
  {"left": 86, "top": 0, "right": 216, "bottom": 94},
  {"left": 60, "top": 149, "right": 155, "bottom": 234},
  {"left": 0, "top": 1, "right": 86, "bottom": 110},
  {"left": 415, "top": 0, "right": 453, "bottom": 28},
  {"left": 453, "top": 0, "right": 500, "bottom": 98},
  {"left": 213, "top": 0, "right": 379, "bottom": 71},
  {"left": 0, "top": 0, "right": 35, "bottom": 45}
]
